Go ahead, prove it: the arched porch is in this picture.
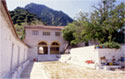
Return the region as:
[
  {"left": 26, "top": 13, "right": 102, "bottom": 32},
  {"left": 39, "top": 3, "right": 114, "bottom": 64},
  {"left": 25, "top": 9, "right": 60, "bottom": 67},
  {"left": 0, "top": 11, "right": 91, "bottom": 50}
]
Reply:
[
  {"left": 50, "top": 42, "right": 60, "bottom": 54},
  {"left": 38, "top": 41, "right": 60, "bottom": 55},
  {"left": 38, "top": 41, "right": 48, "bottom": 55}
]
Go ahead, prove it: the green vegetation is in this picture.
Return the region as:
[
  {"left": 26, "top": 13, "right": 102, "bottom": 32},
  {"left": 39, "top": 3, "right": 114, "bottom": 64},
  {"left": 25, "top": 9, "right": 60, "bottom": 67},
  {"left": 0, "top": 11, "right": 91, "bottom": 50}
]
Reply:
[
  {"left": 62, "top": 23, "right": 76, "bottom": 45},
  {"left": 9, "top": 7, "right": 43, "bottom": 39},
  {"left": 9, "top": 7, "right": 43, "bottom": 25},
  {"left": 62, "top": 0, "right": 124, "bottom": 48},
  {"left": 95, "top": 42, "right": 121, "bottom": 49}
]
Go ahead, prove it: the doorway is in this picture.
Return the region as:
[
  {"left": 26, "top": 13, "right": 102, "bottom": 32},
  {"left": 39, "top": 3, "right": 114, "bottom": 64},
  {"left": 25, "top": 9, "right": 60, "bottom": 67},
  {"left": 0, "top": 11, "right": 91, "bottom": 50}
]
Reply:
[
  {"left": 38, "top": 41, "right": 48, "bottom": 55},
  {"left": 50, "top": 42, "right": 60, "bottom": 54}
]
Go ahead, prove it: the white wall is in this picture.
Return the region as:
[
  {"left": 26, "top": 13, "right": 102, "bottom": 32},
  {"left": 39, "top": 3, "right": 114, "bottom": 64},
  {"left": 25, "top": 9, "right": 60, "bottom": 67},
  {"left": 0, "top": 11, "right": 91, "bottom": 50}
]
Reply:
[
  {"left": 69, "top": 45, "right": 125, "bottom": 69},
  {"left": 69, "top": 46, "right": 99, "bottom": 68},
  {"left": 97, "top": 45, "right": 125, "bottom": 63},
  {"left": 70, "top": 46, "right": 99, "bottom": 62},
  {"left": 97, "top": 49, "right": 122, "bottom": 63},
  {"left": 24, "top": 27, "right": 67, "bottom": 59},
  {"left": 0, "top": 2, "right": 29, "bottom": 78}
]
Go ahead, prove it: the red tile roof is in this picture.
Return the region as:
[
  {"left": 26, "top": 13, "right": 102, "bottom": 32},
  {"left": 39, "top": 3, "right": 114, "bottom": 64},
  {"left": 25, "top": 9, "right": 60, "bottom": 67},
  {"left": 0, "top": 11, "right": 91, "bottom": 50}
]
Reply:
[{"left": 24, "top": 25, "right": 65, "bottom": 30}]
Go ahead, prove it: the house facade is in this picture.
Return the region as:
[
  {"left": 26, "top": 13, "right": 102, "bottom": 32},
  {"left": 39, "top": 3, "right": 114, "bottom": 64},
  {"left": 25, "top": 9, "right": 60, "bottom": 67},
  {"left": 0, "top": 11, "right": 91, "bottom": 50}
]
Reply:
[{"left": 24, "top": 25, "right": 68, "bottom": 60}]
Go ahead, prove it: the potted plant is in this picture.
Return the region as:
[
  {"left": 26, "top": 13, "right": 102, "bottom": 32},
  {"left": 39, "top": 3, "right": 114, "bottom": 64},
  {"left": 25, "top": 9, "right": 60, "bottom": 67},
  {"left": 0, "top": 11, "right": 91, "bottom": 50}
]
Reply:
[{"left": 99, "top": 45, "right": 103, "bottom": 48}]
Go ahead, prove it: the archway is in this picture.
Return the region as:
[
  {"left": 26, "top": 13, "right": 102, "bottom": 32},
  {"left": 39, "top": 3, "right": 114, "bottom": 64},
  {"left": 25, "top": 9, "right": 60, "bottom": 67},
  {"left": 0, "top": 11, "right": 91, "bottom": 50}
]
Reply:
[
  {"left": 38, "top": 41, "right": 48, "bottom": 55},
  {"left": 50, "top": 42, "right": 60, "bottom": 54}
]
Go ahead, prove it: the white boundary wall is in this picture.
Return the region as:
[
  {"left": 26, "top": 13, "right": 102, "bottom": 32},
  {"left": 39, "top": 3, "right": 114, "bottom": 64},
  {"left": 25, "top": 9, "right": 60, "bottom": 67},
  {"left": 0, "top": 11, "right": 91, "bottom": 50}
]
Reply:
[
  {"left": 0, "top": 2, "right": 30, "bottom": 79},
  {"left": 69, "top": 46, "right": 99, "bottom": 68},
  {"left": 69, "top": 45, "right": 125, "bottom": 69}
]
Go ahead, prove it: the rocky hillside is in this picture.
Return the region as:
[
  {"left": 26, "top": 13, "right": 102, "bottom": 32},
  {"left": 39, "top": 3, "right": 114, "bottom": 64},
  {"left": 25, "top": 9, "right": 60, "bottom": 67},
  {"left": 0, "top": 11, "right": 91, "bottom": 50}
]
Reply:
[
  {"left": 24, "top": 3, "right": 73, "bottom": 26},
  {"left": 9, "top": 3, "right": 73, "bottom": 39}
]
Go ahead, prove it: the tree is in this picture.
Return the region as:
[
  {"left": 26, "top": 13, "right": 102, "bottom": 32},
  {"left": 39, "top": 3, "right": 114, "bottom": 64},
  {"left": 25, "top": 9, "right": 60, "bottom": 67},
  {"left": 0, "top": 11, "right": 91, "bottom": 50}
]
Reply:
[
  {"left": 71, "top": 12, "right": 91, "bottom": 44},
  {"left": 62, "top": 12, "right": 91, "bottom": 45},
  {"left": 62, "top": 22, "right": 76, "bottom": 45},
  {"left": 91, "top": 0, "right": 124, "bottom": 43},
  {"left": 78, "top": 0, "right": 125, "bottom": 44},
  {"left": 62, "top": 0, "right": 124, "bottom": 46}
]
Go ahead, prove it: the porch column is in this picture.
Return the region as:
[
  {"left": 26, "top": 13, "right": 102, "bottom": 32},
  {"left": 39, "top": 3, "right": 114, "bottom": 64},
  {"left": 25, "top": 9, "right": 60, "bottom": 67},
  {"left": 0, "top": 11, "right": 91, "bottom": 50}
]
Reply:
[{"left": 48, "top": 45, "right": 50, "bottom": 55}]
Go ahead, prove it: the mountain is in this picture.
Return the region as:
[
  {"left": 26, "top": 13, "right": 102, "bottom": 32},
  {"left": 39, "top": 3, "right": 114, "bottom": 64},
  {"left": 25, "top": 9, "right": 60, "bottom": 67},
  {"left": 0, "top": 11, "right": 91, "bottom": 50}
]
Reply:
[
  {"left": 24, "top": 3, "right": 73, "bottom": 26},
  {"left": 9, "top": 3, "right": 73, "bottom": 39}
]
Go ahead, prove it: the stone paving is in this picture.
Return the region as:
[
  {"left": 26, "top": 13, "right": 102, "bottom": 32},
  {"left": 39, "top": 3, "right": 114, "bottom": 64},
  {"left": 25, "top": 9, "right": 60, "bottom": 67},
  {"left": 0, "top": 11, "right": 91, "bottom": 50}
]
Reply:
[
  {"left": 20, "top": 61, "right": 125, "bottom": 79},
  {"left": 20, "top": 62, "right": 48, "bottom": 79}
]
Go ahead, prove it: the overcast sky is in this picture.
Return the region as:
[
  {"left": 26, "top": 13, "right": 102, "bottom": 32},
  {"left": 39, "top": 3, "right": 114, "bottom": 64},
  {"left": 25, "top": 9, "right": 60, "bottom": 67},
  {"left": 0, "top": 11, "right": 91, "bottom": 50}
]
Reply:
[{"left": 6, "top": 0, "right": 123, "bottom": 19}]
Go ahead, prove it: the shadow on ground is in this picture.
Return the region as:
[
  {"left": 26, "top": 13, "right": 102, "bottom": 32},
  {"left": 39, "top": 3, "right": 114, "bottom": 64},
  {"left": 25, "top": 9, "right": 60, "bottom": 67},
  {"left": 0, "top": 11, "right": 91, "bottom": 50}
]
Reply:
[{"left": 20, "top": 62, "right": 34, "bottom": 79}]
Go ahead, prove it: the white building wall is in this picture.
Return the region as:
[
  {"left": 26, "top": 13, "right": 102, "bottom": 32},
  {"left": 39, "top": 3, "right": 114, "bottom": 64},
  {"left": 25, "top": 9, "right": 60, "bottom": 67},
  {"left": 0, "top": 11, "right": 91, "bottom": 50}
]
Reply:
[
  {"left": 25, "top": 28, "right": 66, "bottom": 47},
  {"left": 24, "top": 28, "right": 67, "bottom": 60},
  {"left": 0, "top": 2, "right": 29, "bottom": 78},
  {"left": 11, "top": 45, "right": 18, "bottom": 70}
]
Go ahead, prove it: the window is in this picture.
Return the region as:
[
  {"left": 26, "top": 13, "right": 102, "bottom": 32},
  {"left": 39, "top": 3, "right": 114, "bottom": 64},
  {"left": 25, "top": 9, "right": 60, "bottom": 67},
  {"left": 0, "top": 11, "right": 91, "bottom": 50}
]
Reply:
[
  {"left": 43, "top": 32, "right": 50, "bottom": 36},
  {"left": 55, "top": 32, "right": 60, "bottom": 36},
  {"left": 32, "top": 30, "right": 39, "bottom": 35}
]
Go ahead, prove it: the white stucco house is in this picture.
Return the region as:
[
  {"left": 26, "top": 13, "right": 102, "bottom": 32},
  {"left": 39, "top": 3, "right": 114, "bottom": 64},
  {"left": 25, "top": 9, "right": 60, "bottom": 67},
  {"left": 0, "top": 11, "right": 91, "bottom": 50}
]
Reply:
[
  {"left": 24, "top": 25, "right": 68, "bottom": 61},
  {"left": 24, "top": 25, "right": 100, "bottom": 61}
]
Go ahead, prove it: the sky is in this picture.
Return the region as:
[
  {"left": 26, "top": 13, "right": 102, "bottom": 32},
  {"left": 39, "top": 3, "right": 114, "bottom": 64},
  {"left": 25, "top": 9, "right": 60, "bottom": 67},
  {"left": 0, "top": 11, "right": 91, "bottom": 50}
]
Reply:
[{"left": 6, "top": 0, "right": 123, "bottom": 19}]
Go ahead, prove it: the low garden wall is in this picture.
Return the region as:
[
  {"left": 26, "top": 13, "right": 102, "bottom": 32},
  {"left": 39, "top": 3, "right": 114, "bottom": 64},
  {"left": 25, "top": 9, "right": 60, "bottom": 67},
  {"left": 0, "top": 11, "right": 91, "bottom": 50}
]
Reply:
[
  {"left": 67, "top": 45, "right": 125, "bottom": 69},
  {"left": 68, "top": 46, "right": 98, "bottom": 69}
]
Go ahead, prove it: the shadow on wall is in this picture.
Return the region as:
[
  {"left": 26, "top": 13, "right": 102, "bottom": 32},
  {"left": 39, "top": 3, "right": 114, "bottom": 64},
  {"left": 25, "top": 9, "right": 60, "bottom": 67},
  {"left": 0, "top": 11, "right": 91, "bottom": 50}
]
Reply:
[{"left": 37, "top": 54, "right": 71, "bottom": 62}]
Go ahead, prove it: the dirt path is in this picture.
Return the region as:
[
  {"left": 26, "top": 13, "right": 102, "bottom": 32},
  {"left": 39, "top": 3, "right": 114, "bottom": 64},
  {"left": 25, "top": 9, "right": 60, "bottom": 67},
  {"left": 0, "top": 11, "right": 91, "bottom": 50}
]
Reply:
[
  {"left": 20, "top": 61, "right": 125, "bottom": 79},
  {"left": 41, "top": 61, "right": 125, "bottom": 79}
]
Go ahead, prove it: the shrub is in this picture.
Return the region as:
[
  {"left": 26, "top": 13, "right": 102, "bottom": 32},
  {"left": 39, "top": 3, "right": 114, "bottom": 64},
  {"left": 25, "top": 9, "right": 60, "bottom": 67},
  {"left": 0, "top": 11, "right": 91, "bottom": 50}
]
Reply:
[{"left": 95, "top": 42, "right": 121, "bottom": 49}]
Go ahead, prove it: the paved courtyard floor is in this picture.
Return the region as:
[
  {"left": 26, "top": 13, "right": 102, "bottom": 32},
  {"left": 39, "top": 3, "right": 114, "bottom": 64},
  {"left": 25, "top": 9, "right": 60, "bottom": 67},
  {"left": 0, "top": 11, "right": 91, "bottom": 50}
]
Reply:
[{"left": 20, "top": 61, "right": 125, "bottom": 79}]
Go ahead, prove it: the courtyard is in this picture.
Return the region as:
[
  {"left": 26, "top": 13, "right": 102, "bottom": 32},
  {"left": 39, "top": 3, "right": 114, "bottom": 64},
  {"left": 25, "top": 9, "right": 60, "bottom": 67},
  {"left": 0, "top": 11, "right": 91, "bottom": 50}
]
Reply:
[{"left": 20, "top": 61, "right": 125, "bottom": 79}]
